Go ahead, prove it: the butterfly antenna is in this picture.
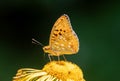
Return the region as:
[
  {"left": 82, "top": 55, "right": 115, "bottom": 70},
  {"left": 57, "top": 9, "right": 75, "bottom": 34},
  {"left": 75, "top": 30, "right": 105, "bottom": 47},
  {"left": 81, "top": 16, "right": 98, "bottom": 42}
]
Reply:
[{"left": 32, "top": 38, "right": 44, "bottom": 46}]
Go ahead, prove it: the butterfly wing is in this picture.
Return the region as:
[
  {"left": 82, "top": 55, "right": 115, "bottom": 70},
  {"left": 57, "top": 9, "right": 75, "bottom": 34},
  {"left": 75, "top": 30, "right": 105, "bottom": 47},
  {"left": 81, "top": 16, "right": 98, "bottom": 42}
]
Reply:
[{"left": 49, "top": 14, "right": 79, "bottom": 55}]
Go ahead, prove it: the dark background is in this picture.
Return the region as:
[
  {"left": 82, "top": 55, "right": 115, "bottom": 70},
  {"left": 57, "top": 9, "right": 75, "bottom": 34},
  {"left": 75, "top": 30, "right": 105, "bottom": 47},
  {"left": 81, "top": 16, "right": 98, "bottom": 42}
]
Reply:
[{"left": 0, "top": 0, "right": 120, "bottom": 81}]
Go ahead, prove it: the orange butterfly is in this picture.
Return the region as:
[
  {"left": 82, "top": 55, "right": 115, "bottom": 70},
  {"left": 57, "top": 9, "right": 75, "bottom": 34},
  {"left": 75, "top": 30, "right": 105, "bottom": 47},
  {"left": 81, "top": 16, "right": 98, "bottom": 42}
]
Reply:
[{"left": 32, "top": 14, "right": 79, "bottom": 60}]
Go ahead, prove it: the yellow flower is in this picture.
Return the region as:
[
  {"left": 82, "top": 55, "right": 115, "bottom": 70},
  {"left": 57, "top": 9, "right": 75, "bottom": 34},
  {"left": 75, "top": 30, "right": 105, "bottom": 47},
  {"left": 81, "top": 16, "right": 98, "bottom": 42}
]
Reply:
[{"left": 13, "top": 61, "right": 85, "bottom": 81}]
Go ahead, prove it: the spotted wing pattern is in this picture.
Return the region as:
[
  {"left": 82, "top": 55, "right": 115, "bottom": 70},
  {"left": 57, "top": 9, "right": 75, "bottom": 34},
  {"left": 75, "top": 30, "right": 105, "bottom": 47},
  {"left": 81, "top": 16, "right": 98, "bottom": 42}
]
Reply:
[{"left": 49, "top": 14, "right": 79, "bottom": 55}]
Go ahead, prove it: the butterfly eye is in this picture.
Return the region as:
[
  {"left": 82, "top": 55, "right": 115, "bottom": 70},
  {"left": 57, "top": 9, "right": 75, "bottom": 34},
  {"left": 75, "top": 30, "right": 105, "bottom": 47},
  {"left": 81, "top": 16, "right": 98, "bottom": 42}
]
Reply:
[
  {"left": 45, "top": 47, "right": 49, "bottom": 50},
  {"left": 43, "top": 46, "right": 50, "bottom": 51}
]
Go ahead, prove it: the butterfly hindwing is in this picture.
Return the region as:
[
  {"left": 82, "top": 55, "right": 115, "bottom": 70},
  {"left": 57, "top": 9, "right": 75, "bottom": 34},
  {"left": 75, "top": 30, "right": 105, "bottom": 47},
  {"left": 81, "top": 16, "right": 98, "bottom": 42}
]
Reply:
[{"left": 49, "top": 14, "right": 79, "bottom": 55}]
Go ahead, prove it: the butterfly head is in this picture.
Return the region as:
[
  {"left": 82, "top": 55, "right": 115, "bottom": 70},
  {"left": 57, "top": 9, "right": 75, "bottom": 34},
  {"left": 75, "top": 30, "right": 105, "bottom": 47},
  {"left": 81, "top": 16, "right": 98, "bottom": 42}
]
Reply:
[{"left": 43, "top": 46, "right": 51, "bottom": 53}]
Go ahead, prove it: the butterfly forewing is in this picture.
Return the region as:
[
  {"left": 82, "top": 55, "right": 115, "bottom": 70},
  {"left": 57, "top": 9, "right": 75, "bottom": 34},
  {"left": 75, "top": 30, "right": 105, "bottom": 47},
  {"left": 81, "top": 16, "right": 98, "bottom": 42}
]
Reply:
[{"left": 49, "top": 14, "right": 79, "bottom": 55}]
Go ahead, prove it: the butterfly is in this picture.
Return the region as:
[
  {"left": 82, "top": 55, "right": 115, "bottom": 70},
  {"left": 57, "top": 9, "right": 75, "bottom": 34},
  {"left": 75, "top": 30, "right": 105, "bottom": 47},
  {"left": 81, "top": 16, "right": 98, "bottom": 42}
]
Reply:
[{"left": 42, "top": 14, "right": 79, "bottom": 57}]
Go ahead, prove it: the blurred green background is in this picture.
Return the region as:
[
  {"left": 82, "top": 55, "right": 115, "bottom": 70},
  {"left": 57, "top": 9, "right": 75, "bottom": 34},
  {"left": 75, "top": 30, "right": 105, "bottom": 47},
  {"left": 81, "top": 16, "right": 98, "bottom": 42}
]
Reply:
[{"left": 0, "top": 0, "right": 120, "bottom": 81}]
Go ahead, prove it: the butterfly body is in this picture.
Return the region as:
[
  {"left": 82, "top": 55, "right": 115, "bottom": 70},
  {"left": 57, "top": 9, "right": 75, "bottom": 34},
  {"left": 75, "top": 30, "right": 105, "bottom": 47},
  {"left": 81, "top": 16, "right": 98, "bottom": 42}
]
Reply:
[{"left": 43, "top": 14, "right": 79, "bottom": 56}]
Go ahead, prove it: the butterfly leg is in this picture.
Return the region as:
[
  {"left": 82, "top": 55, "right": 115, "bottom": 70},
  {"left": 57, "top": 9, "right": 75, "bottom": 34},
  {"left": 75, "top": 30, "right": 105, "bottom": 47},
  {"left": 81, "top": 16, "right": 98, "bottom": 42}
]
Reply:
[
  {"left": 50, "top": 55, "right": 55, "bottom": 61},
  {"left": 57, "top": 55, "right": 60, "bottom": 61},
  {"left": 62, "top": 55, "right": 67, "bottom": 61},
  {"left": 48, "top": 54, "right": 52, "bottom": 61}
]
